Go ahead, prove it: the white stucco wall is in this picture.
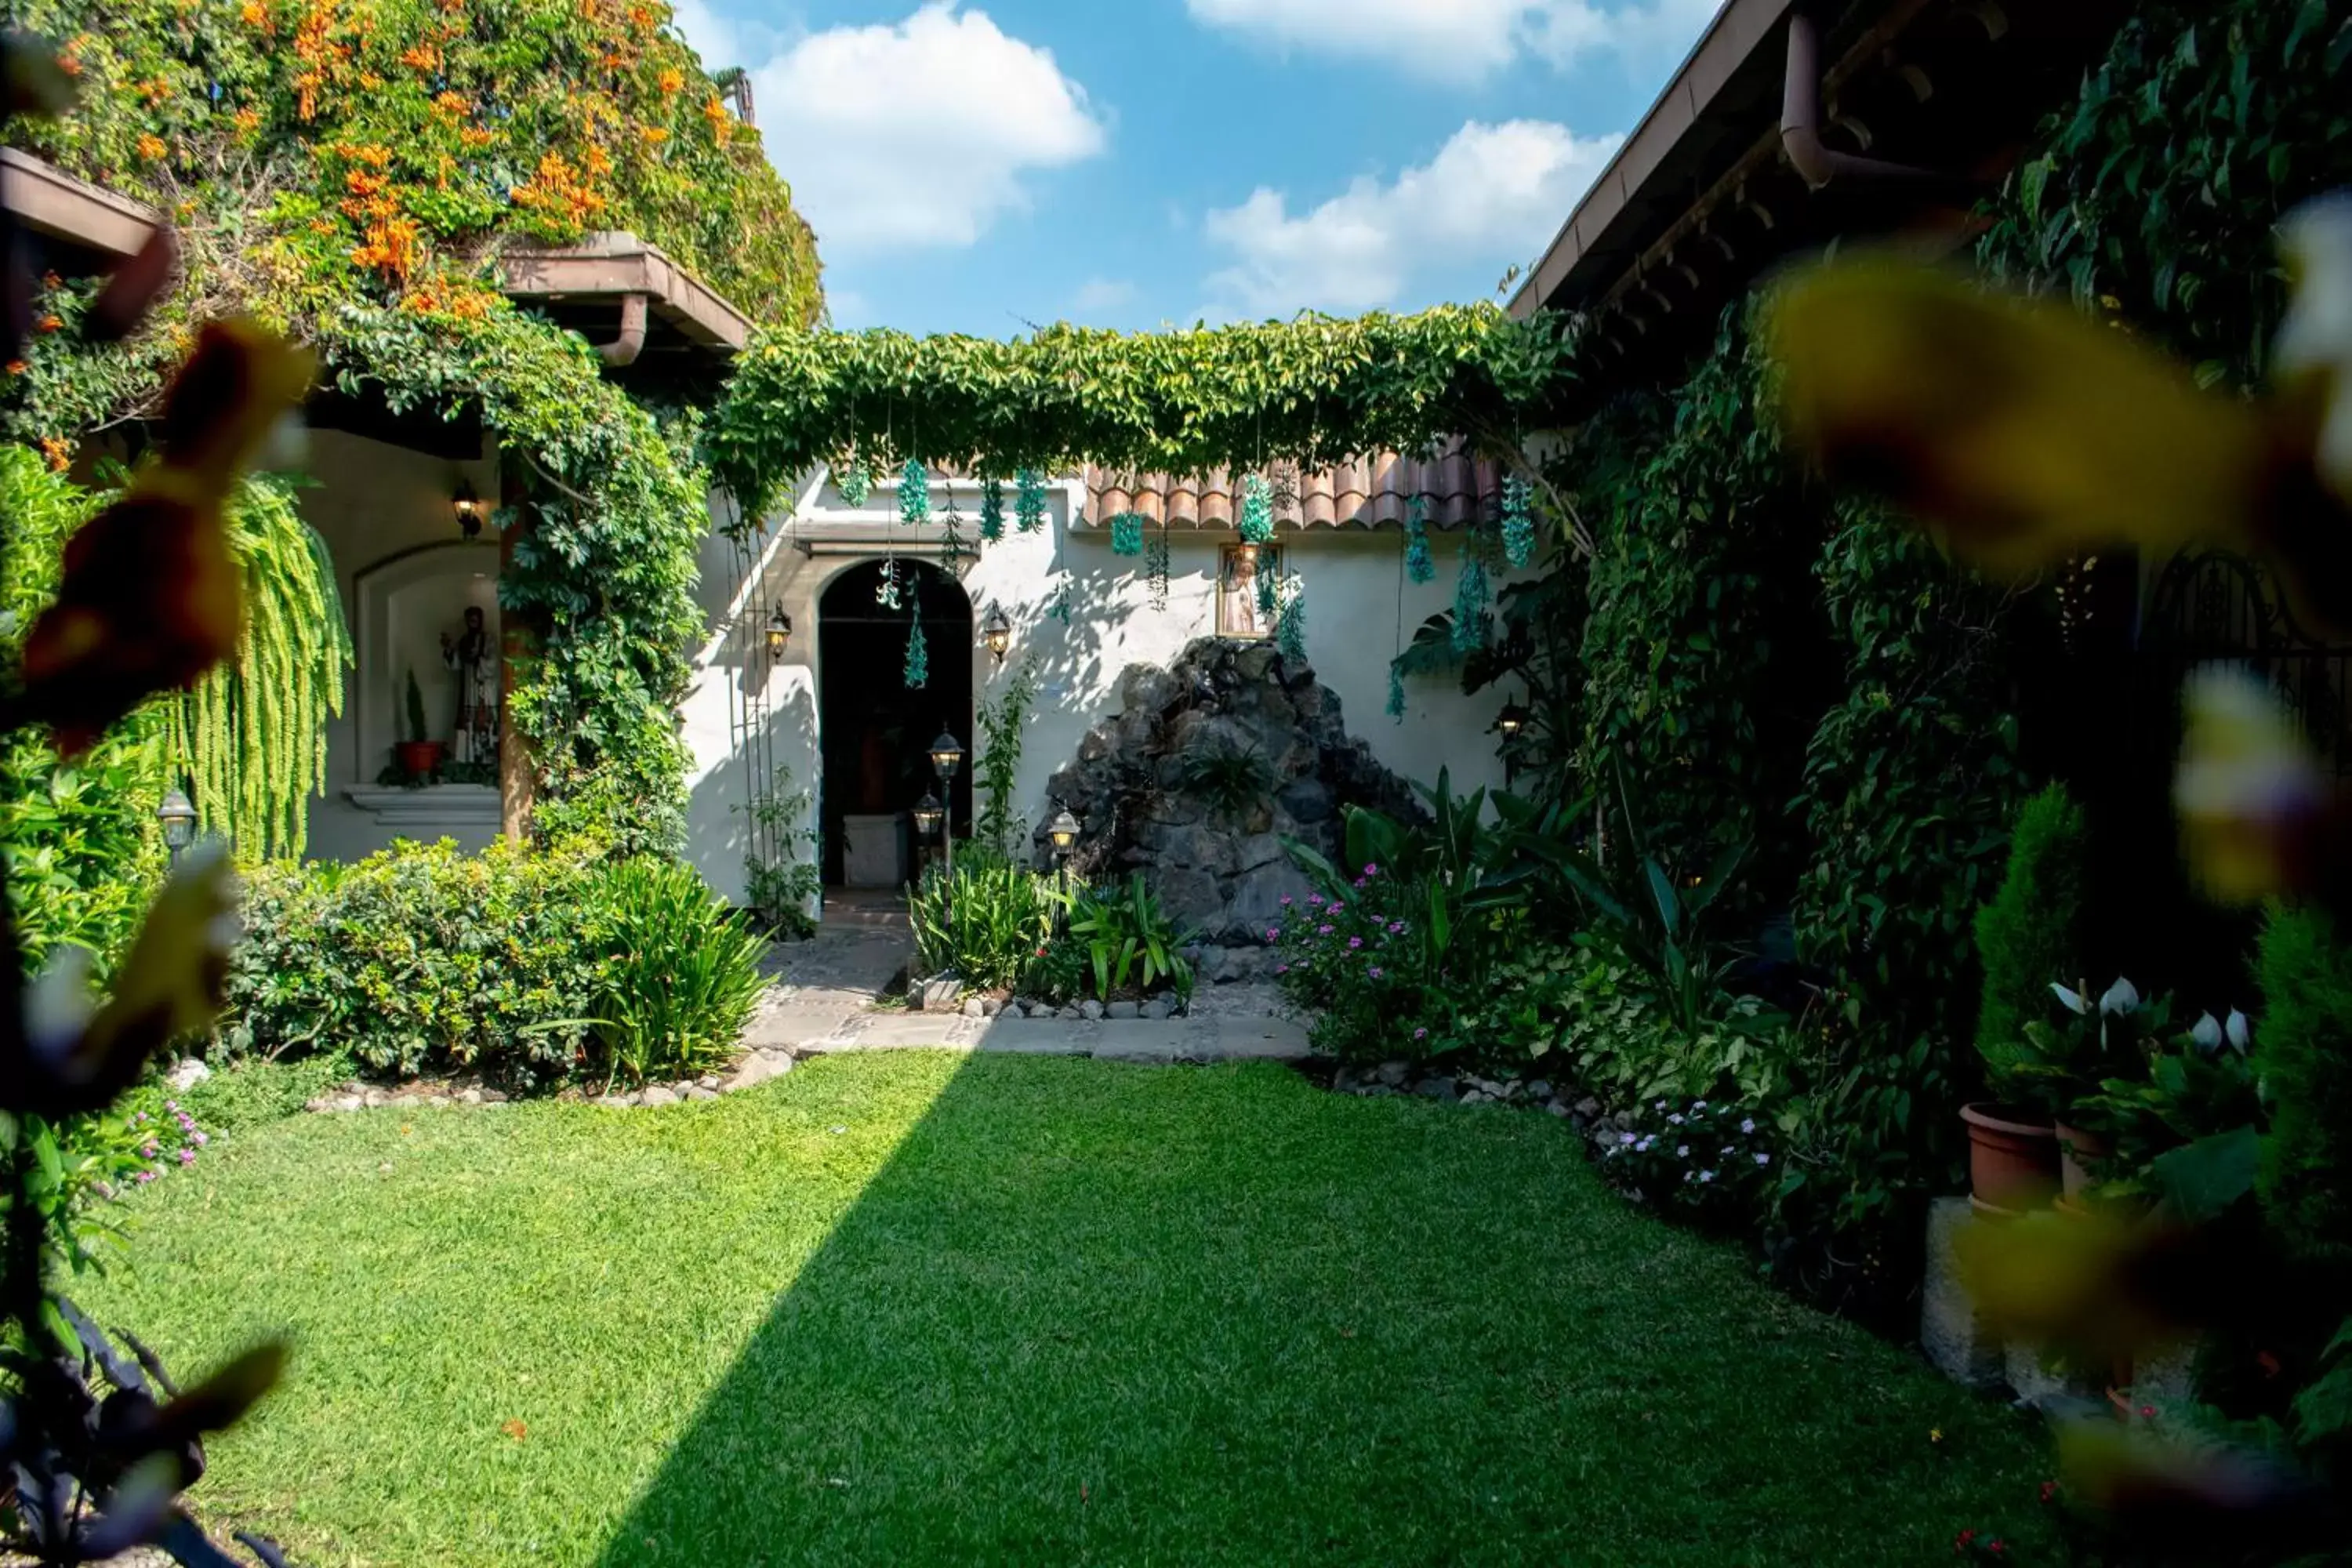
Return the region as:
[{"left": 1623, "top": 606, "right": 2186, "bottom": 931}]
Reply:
[{"left": 677, "top": 467, "right": 1530, "bottom": 906}]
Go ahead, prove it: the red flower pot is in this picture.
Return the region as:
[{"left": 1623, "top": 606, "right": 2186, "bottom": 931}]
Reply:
[
  {"left": 1961, "top": 1102, "right": 2060, "bottom": 1218},
  {"left": 394, "top": 739, "right": 445, "bottom": 782}
]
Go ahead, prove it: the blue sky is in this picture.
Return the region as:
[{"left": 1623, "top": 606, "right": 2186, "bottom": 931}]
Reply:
[{"left": 672, "top": 0, "right": 1721, "bottom": 336}]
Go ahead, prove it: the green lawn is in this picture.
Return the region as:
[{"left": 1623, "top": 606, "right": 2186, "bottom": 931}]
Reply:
[{"left": 88, "top": 1053, "right": 2053, "bottom": 1566}]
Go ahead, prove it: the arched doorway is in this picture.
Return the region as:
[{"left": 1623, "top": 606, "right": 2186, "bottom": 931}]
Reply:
[{"left": 817, "top": 558, "right": 974, "bottom": 887}]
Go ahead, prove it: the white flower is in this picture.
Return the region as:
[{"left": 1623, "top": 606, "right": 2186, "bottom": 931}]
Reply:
[
  {"left": 1654, "top": 1100, "right": 1668, "bottom": 1111},
  {"left": 2051, "top": 982, "right": 2089, "bottom": 1015},
  {"left": 2099, "top": 977, "right": 2142, "bottom": 1016},
  {"left": 1753, "top": 1152, "right": 1771, "bottom": 1167},
  {"left": 2278, "top": 194, "right": 2352, "bottom": 506},
  {"left": 1667, "top": 1113, "right": 1685, "bottom": 1126},
  {"left": 1720, "top": 1146, "right": 1733, "bottom": 1156},
  {"left": 1620, "top": 1131, "right": 1637, "bottom": 1145},
  {"left": 2192, "top": 1012, "right": 2224, "bottom": 1054},
  {"left": 1676, "top": 1145, "right": 1690, "bottom": 1158},
  {"left": 2227, "top": 1008, "right": 2252, "bottom": 1053},
  {"left": 1739, "top": 1118, "right": 1755, "bottom": 1134},
  {"left": 1692, "top": 1100, "right": 1708, "bottom": 1110},
  {"left": 1698, "top": 1170, "right": 1715, "bottom": 1184},
  {"left": 1636, "top": 1138, "right": 1653, "bottom": 1152}
]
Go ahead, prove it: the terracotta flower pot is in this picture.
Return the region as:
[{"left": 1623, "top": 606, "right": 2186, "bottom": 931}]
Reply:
[
  {"left": 394, "top": 739, "right": 445, "bottom": 782},
  {"left": 1961, "top": 1102, "right": 2060, "bottom": 1218},
  {"left": 2053, "top": 1120, "right": 2110, "bottom": 1200}
]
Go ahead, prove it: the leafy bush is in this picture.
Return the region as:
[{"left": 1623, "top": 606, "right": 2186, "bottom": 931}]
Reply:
[
  {"left": 1597, "top": 1094, "right": 1784, "bottom": 1232},
  {"left": 909, "top": 853, "right": 1059, "bottom": 992},
  {"left": 224, "top": 840, "right": 767, "bottom": 1089},
  {"left": 1062, "top": 873, "right": 1195, "bottom": 1002},
  {"left": 974, "top": 655, "right": 1039, "bottom": 858},
  {"left": 1974, "top": 784, "right": 2090, "bottom": 1097},
  {"left": 742, "top": 770, "right": 821, "bottom": 938},
  {"left": 2255, "top": 906, "right": 2352, "bottom": 1265}
]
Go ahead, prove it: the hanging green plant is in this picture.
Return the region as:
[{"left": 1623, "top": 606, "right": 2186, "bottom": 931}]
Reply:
[
  {"left": 898, "top": 458, "right": 931, "bottom": 526},
  {"left": 1405, "top": 499, "right": 1436, "bottom": 584},
  {"left": 1256, "top": 554, "right": 1279, "bottom": 624},
  {"left": 1016, "top": 469, "right": 1048, "bottom": 533},
  {"left": 1501, "top": 474, "right": 1535, "bottom": 569},
  {"left": 980, "top": 475, "right": 1006, "bottom": 543},
  {"left": 876, "top": 558, "right": 902, "bottom": 611},
  {"left": 1239, "top": 474, "right": 1276, "bottom": 545},
  {"left": 1276, "top": 578, "right": 1307, "bottom": 661},
  {"left": 1387, "top": 663, "right": 1407, "bottom": 722},
  {"left": 838, "top": 454, "right": 873, "bottom": 508},
  {"left": 938, "top": 488, "right": 968, "bottom": 569},
  {"left": 1110, "top": 513, "right": 1145, "bottom": 557},
  {"left": 904, "top": 616, "right": 930, "bottom": 689},
  {"left": 1451, "top": 554, "right": 1490, "bottom": 653},
  {"left": 1145, "top": 524, "right": 1172, "bottom": 609}
]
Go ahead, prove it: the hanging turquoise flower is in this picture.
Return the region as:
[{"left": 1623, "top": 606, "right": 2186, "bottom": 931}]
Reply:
[
  {"left": 1255, "top": 554, "right": 1279, "bottom": 623},
  {"left": 1238, "top": 474, "right": 1275, "bottom": 545},
  {"left": 1016, "top": 469, "right": 1048, "bottom": 533},
  {"left": 1276, "top": 582, "right": 1306, "bottom": 660},
  {"left": 1110, "top": 513, "right": 1145, "bottom": 557},
  {"left": 1145, "top": 526, "right": 1171, "bottom": 609},
  {"left": 904, "top": 618, "right": 929, "bottom": 689},
  {"left": 1501, "top": 475, "right": 1535, "bottom": 569},
  {"left": 1452, "top": 554, "right": 1490, "bottom": 653},
  {"left": 876, "top": 558, "right": 902, "bottom": 611},
  {"left": 1387, "top": 663, "right": 1406, "bottom": 723},
  {"left": 979, "top": 476, "right": 1006, "bottom": 543},
  {"left": 1405, "top": 502, "right": 1436, "bottom": 584},
  {"left": 838, "top": 455, "right": 873, "bottom": 508},
  {"left": 898, "top": 459, "right": 931, "bottom": 527}
]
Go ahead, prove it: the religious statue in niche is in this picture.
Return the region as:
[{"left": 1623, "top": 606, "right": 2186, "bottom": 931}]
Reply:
[
  {"left": 1218, "top": 543, "right": 1282, "bottom": 639},
  {"left": 441, "top": 604, "right": 499, "bottom": 769}
]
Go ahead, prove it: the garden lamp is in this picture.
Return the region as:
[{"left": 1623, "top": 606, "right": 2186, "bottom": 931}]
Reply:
[
  {"left": 1496, "top": 699, "right": 1531, "bottom": 741},
  {"left": 912, "top": 792, "right": 944, "bottom": 838},
  {"left": 158, "top": 787, "right": 197, "bottom": 863},
  {"left": 452, "top": 479, "right": 484, "bottom": 542},
  {"left": 928, "top": 728, "right": 966, "bottom": 780},
  {"left": 1046, "top": 806, "right": 1080, "bottom": 857},
  {"left": 980, "top": 604, "right": 1013, "bottom": 666},
  {"left": 765, "top": 604, "right": 793, "bottom": 659}
]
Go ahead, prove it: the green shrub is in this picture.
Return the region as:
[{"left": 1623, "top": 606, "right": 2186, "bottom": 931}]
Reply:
[
  {"left": 2255, "top": 906, "right": 2352, "bottom": 1265},
  {"left": 1973, "top": 784, "right": 2090, "bottom": 1100},
  {"left": 223, "top": 840, "right": 767, "bottom": 1089},
  {"left": 908, "top": 853, "right": 1060, "bottom": 992},
  {"left": 1062, "top": 873, "right": 1195, "bottom": 1003}
]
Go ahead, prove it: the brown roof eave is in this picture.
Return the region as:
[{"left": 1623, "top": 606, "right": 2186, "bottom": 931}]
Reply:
[
  {"left": 495, "top": 230, "right": 752, "bottom": 354},
  {"left": 0, "top": 147, "right": 162, "bottom": 262}
]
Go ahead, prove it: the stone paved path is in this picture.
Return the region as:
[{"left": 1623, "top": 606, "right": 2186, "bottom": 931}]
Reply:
[{"left": 739, "top": 904, "right": 1311, "bottom": 1067}]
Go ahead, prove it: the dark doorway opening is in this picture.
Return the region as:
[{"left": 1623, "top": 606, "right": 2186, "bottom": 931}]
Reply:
[{"left": 817, "top": 559, "right": 973, "bottom": 887}]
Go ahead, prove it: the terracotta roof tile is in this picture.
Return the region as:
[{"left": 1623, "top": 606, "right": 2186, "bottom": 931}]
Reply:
[{"left": 1085, "top": 445, "right": 1499, "bottom": 532}]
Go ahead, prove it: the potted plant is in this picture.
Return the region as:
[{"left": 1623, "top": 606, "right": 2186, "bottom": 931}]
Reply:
[
  {"left": 394, "top": 668, "right": 444, "bottom": 783},
  {"left": 1965, "top": 786, "right": 2090, "bottom": 1215},
  {"left": 2015, "top": 978, "right": 2170, "bottom": 1206}
]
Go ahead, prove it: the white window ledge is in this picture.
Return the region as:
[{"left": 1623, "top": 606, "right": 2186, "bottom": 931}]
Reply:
[{"left": 344, "top": 785, "right": 501, "bottom": 830}]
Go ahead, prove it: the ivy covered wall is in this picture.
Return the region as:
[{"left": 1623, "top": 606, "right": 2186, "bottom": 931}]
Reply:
[{"left": 2, "top": 0, "right": 823, "bottom": 852}]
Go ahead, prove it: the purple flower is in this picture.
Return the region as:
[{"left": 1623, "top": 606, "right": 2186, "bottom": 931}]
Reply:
[
  {"left": 1362, "top": 862, "right": 1380, "bottom": 877},
  {"left": 1352, "top": 877, "right": 1368, "bottom": 889},
  {"left": 1330, "top": 902, "right": 1345, "bottom": 914},
  {"left": 164, "top": 1100, "right": 179, "bottom": 1113},
  {"left": 1388, "top": 921, "right": 1406, "bottom": 935},
  {"left": 1280, "top": 896, "right": 1294, "bottom": 907},
  {"left": 1348, "top": 937, "right": 1363, "bottom": 949},
  {"left": 1753, "top": 1152, "right": 1771, "bottom": 1167},
  {"left": 192, "top": 1131, "right": 209, "bottom": 1147},
  {"left": 1308, "top": 894, "right": 1324, "bottom": 906},
  {"left": 132, "top": 1170, "right": 156, "bottom": 1185},
  {"left": 1276, "top": 964, "right": 1290, "bottom": 975},
  {"left": 139, "top": 1142, "right": 158, "bottom": 1160},
  {"left": 1267, "top": 927, "right": 1281, "bottom": 942},
  {"left": 1413, "top": 1027, "right": 1428, "bottom": 1040},
  {"left": 1369, "top": 966, "right": 1385, "bottom": 979},
  {"left": 1619, "top": 1131, "right": 1638, "bottom": 1146},
  {"left": 1318, "top": 924, "right": 1334, "bottom": 936},
  {"left": 177, "top": 1148, "right": 197, "bottom": 1166}
]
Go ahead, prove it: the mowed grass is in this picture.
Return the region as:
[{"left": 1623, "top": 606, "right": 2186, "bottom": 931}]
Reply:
[{"left": 85, "top": 1052, "right": 2053, "bottom": 1566}]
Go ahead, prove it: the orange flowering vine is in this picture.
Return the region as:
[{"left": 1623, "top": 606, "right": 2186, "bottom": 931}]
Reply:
[
  {"left": 135, "top": 132, "right": 167, "bottom": 161},
  {"left": 656, "top": 66, "right": 683, "bottom": 95},
  {"left": 40, "top": 437, "right": 73, "bottom": 472}
]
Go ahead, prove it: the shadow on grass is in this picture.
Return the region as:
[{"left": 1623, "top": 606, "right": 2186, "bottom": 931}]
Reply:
[{"left": 590, "top": 1053, "right": 2050, "bottom": 1567}]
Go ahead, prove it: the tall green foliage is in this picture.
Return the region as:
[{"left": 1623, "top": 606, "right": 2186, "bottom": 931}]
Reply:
[
  {"left": 0, "top": 448, "right": 165, "bottom": 977},
  {"left": 1971, "top": 785, "right": 2091, "bottom": 1090},
  {"left": 165, "top": 475, "right": 350, "bottom": 859},
  {"left": 974, "top": 654, "right": 1038, "bottom": 858},
  {"left": 2255, "top": 906, "right": 2352, "bottom": 1266}
]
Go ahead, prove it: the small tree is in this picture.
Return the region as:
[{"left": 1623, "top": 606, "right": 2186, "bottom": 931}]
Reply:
[{"left": 1973, "top": 783, "right": 2090, "bottom": 1102}]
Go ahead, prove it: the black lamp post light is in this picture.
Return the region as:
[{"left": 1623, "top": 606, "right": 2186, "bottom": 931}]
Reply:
[
  {"left": 1045, "top": 805, "right": 1080, "bottom": 869},
  {"left": 913, "top": 790, "right": 944, "bottom": 839},
  {"left": 1494, "top": 696, "right": 1532, "bottom": 787},
  {"left": 927, "top": 726, "right": 965, "bottom": 884},
  {"left": 158, "top": 786, "right": 197, "bottom": 866},
  {"left": 980, "top": 604, "right": 1012, "bottom": 667}
]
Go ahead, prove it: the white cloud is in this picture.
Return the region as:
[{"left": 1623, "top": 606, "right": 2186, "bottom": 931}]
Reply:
[
  {"left": 1185, "top": 0, "right": 1719, "bottom": 83},
  {"left": 748, "top": 3, "right": 1106, "bottom": 250},
  {"left": 1070, "top": 278, "right": 1137, "bottom": 315},
  {"left": 1202, "top": 119, "right": 1620, "bottom": 317}
]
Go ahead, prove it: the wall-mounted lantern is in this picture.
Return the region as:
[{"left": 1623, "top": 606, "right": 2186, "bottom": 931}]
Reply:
[
  {"left": 452, "top": 479, "right": 485, "bottom": 542},
  {"left": 980, "top": 605, "right": 1013, "bottom": 666},
  {"left": 1496, "top": 699, "right": 1531, "bottom": 741},
  {"left": 765, "top": 604, "right": 793, "bottom": 659}
]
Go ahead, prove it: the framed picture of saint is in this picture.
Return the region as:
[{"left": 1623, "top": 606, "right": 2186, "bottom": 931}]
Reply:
[{"left": 1218, "top": 544, "right": 1283, "bottom": 639}]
